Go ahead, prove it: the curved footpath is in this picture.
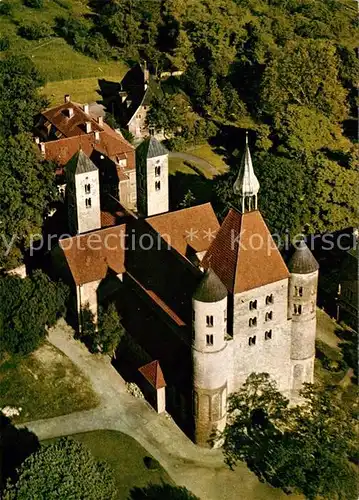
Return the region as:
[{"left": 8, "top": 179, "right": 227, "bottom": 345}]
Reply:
[
  {"left": 19, "top": 320, "right": 300, "bottom": 500},
  {"left": 169, "top": 152, "right": 219, "bottom": 177}
]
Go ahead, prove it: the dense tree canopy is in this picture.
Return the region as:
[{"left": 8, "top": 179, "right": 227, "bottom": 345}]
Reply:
[
  {"left": 221, "top": 373, "right": 359, "bottom": 500},
  {"left": 0, "top": 270, "right": 69, "bottom": 356},
  {"left": 3, "top": 437, "right": 117, "bottom": 499}
]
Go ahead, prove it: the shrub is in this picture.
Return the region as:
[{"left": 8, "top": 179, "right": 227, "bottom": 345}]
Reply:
[
  {"left": 143, "top": 456, "right": 160, "bottom": 470},
  {"left": 0, "top": 1, "right": 12, "bottom": 15},
  {"left": 53, "top": 0, "right": 71, "bottom": 9},
  {"left": 24, "top": 0, "right": 44, "bottom": 8},
  {"left": 0, "top": 37, "right": 10, "bottom": 51},
  {"left": 18, "top": 22, "right": 52, "bottom": 40}
]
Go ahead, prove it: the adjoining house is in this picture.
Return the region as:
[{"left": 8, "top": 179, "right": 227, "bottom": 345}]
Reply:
[
  {"left": 52, "top": 134, "right": 319, "bottom": 447},
  {"left": 34, "top": 97, "right": 137, "bottom": 211}
]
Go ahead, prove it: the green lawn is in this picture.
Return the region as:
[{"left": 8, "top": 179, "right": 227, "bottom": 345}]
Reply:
[
  {"left": 43, "top": 430, "right": 173, "bottom": 499},
  {"left": 0, "top": 0, "right": 127, "bottom": 105},
  {"left": 0, "top": 342, "right": 99, "bottom": 423},
  {"left": 169, "top": 157, "right": 198, "bottom": 176},
  {"left": 187, "top": 143, "right": 229, "bottom": 173}
]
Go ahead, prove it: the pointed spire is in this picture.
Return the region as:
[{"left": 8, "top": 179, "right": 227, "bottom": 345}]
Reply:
[{"left": 233, "top": 131, "right": 260, "bottom": 213}]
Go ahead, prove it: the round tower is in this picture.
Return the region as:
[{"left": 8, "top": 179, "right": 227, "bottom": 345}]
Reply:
[
  {"left": 192, "top": 269, "right": 229, "bottom": 447},
  {"left": 287, "top": 239, "right": 319, "bottom": 396}
]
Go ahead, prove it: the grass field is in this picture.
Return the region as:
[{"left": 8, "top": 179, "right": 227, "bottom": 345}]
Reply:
[
  {"left": 187, "top": 143, "right": 229, "bottom": 173},
  {"left": 0, "top": 342, "right": 99, "bottom": 423},
  {"left": 0, "top": 0, "right": 127, "bottom": 105},
  {"left": 43, "top": 430, "right": 172, "bottom": 499}
]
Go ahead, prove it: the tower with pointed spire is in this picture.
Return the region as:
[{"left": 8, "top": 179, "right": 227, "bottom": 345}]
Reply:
[{"left": 233, "top": 132, "right": 260, "bottom": 213}]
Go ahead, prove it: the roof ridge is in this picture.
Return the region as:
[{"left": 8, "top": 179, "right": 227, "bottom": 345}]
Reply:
[{"left": 146, "top": 202, "right": 211, "bottom": 220}]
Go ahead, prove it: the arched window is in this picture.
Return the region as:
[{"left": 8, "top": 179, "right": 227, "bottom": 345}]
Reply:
[
  {"left": 265, "top": 311, "right": 273, "bottom": 321},
  {"left": 85, "top": 198, "right": 91, "bottom": 208},
  {"left": 265, "top": 330, "right": 272, "bottom": 340},
  {"left": 249, "top": 300, "right": 257, "bottom": 310},
  {"left": 155, "top": 181, "right": 161, "bottom": 191},
  {"left": 206, "top": 315, "right": 214, "bottom": 327},
  {"left": 299, "top": 286, "right": 303, "bottom": 297},
  {"left": 249, "top": 317, "right": 257, "bottom": 327},
  {"left": 293, "top": 304, "right": 302, "bottom": 315},
  {"left": 206, "top": 334, "right": 214, "bottom": 346},
  {"left": 85, "top": 183, "right": 91, "bottom": 194},
  {"left": 248, "top": 336, "right": 256, "bottom": 346},
  {"left": 265, "top": 294, "right": 274, "bottom": 305},
  {"left": 155, "top": 165, "right": 161, "bottom": 177}
]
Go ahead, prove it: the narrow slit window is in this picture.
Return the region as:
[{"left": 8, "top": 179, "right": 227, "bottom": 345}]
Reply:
[
  {"left": 206, "top": 315, "right": 214, "bottom": 327},
  {"left": 85, "top": 184, "right": 91, "bottom": 194},
  {"left": 265, "top": 311, "right": 273, "bottom": 321},
  {"left": 249, "top": 300, "right": 257, "bottom": 310},
  {"left": 206, "top": 334, "right": 214, "bottom": 346},
  {"left": 265, "top": 330, "right": 272, "bottom": 340},
  {"left": 293, "top": 304, "right": 302, "bottom": 315},
  {"left": 248, "top": 335, "right": 256, "bottom": 346},
  {"left": 249, "top": 317, "right": 257, "bottom": 327},
  {"left": 155, "top": 181, "right": 161, "bottom": 191},
  {"left": 266, "top": 294, "right": 274, "bottom": 305},
  {"left": 85, "top": 198, "right": 92, "bottom": 208}
]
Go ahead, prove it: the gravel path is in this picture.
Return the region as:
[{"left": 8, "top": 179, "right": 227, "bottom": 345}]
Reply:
[{"left": 19, "top": 320, "right": 300, "bottom": 500}]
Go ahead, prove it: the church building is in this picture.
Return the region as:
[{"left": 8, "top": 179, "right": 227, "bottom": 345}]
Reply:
[{"left": 54, "top": 131, "right": 319, "bottom": 447}]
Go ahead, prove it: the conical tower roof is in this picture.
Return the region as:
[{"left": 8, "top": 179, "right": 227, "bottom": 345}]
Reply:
[
  {"left": 193, "top": 268, "right": 227, "bottom": 303},
  {"left": 233, "top": 132, "right": 260, "bottom": 197},
  {"left": 287, "top": 239, "right": 319, "bottom": 274}
]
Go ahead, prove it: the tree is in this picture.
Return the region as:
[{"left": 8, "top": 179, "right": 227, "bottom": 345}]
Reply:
[
  {"left": 129, "top": 483, "right": 199, "bottom": 500},
  {"left": 0, "top": 271, "right": 69, "bottom": 356},
  {"left": 221, "top": 373, "right": 359, "bottom": 500},
  {"left": 98, "top": 302, "right": 125, "bottom": 355},
  {"left": 0, "top": 133, "right": 58, "bottom": 269},
  {"left": 3, "top": 437, "right": 117, "bottom": 499},
  {"left": 0, "top": 55, "right": 47, "bottom": 137},
  {"left": 180, "top": 189, "right": 196, "bottom": 208}
]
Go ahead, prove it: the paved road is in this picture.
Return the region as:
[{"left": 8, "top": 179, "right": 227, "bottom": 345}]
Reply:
[
  {"left": 169, "top": 152, "right": 218, "bottom": 177},
  {"left": 20, "top": 320, "right": 300, "bottom": 500}
]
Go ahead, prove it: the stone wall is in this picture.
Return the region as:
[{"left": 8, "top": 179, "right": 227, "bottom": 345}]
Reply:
[
  {"left": 231, "top": 278, "right": 292, "bottom": 394},
  {"left": 146, "top": 154, "right": 169, "bottom": 217}
]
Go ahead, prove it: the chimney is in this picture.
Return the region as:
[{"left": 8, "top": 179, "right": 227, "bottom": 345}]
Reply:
[
  {"left": 40, "top": 142, "right": 46, "bottom": 155},
  {"left": 34, "top": 136, "right": 40, "bottom": 144},
  {"left": 94, "top": 131, "right": 100, "bottom": 142},
  {"left": 85, "top": 121, "right": 92, "bottom": 133},
  {"left": 83, "top": 103, "right": 89, "bottom": 114},
  {"left": 64, "top": 94, "right": 71, "bottom": 103},
  {"left": 68, "top": 107, "right": 74, "bottom": 118},
  {"left": 97, "top": 116, "right": 104, "bottom": 127}
]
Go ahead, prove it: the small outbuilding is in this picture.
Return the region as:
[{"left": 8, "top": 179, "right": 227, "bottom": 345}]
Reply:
[{"left": 138, "top": 360, "right": 166, "bottom": 414}]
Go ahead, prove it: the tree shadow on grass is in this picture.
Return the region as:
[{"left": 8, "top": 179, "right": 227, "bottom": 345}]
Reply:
[
  {"left": 0, "top": 414, "right": 40, "bottom": 491},
  {"left": 128, "top": 482, "right": 199, "bottom": 500},
  {"left": 169, "top": 172, "right": 214, "bottom": 211}
]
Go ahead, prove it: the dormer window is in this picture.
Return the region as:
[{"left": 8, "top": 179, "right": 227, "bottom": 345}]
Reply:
[
  {"left": 85, "top": 198, "right": 91, "bottom": 208},
  {"left": 85, "top": 184, "right": 91, "bottom": 194},
  {"left": 249, "top": 317, "right": 257, "bottom": 327},
  {"left": 249, "top": 300, "right": 257, "bottom": 310},
  {"left": 206, "top": 315, "right": 214, "bottom": 327}
]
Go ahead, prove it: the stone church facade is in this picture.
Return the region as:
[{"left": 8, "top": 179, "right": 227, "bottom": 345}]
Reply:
[{"left": 54, "top": 131, "right": 319, "bottom": 447}]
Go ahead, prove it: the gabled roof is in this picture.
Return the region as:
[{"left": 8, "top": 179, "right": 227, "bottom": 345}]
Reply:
[
  {"left": 139, "top": 360, "right": 166, "bottom": 389},
  {"left": 202, "top": 209, "right": 290, "bottom": 294},
  {"left": 146, "top": 203, "right": 220, "bottom": 258},
  {"left": 193, "top": 269, "right": 227, "bottom": 303},
  {"left": 59, "top": 225, "right": 127, "bottom": 285},
  {"left": 43, "top": 130, "right": 134, "bottom": 168},
  {"left": 136, "top": 136, "right": 168, "bottom": 160},
  {"left": 287, "top": 239, "right": 319, "bottom": 274},
  {"left": 42, "top": 101, "right": 102, "bottom": 138},
  {"left": 66, "top": 149, "right": 97, "bottom": 175}
]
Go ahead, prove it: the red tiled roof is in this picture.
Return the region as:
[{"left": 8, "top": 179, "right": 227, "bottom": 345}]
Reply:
[
  {"left": 42, "top": 102, "right": 102, "bottom": 138},
  {"left": 100, "top": 210, "right": 127, "bottom": 228},
  {"left": 43, "top": 131, "right": 134, "bottom": 169},
  {"left": 59, "top": 225, "right": 127, "bottom": 285},
  {"left": 146, "top": 203, "right": 220, "bottom": 257},
  {"left": 202, "top": 209, "right": 290, "bottom": 293},
  {"left": 139, "top": 360, "right": 166, "bottom": 389}
]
